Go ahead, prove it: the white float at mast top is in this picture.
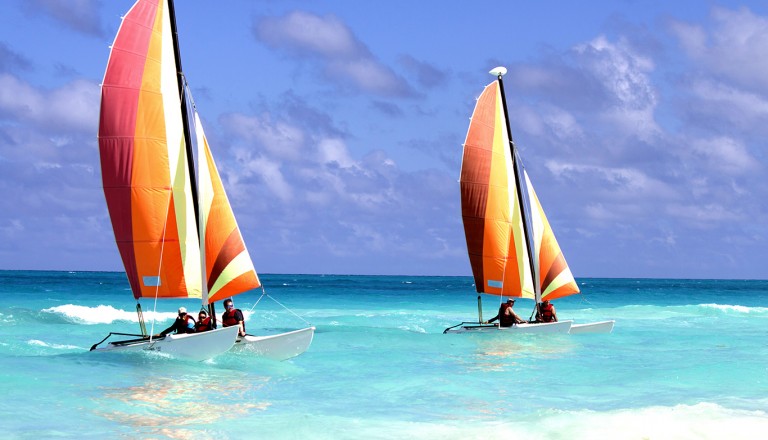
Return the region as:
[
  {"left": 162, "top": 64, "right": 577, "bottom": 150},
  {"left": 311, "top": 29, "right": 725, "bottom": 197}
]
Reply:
[{"left": 489, "top": 66, "right": 507, "bottom": 77}]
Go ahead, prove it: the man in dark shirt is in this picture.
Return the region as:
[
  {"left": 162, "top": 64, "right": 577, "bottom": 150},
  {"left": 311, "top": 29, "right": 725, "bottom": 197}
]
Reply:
[
  {"left": 221, "top": 299, "right": 246, "bottom": 337},
  {"left": 159, "top": 307, "right": 197, "bottom": 336}
]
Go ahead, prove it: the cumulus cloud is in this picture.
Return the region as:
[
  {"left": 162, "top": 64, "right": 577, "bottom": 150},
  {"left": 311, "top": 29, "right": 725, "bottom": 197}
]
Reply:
[
  {"left": 24, "top": 0, "right": 105, "bottom": 37},
  {"left": 0, "top": 74, "right": 98, "bottom": 134},
  {"left": 670, "top": 6, "right": 768, "bottom": 93},
  {"left": 253, "top": 11, "right": 414, "bottom": 97}
]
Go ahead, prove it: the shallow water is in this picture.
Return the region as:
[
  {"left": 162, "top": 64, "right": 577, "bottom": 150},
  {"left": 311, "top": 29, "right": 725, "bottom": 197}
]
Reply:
[{"left": 2, "top": 271, "right": 767, "bottom": 439}]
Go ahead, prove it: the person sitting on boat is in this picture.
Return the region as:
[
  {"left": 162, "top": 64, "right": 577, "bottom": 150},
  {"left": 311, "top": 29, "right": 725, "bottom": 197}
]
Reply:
[
  {"left": 222, "top": 299, "right": 246, "bottom": 337},
  {"left": 159, "top": 307, "right": 197, "bottom": 336},
  {"left": 535, "top": 299, "right": 558, "bottom": 323},
  {"left": 195, "top": 310, "right": 213, "bottom": 332},
  {"left": 485, "top": 299, "right": 525, "bottom": 327}
]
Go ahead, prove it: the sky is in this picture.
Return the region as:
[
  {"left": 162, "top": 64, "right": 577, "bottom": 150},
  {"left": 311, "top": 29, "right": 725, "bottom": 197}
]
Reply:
[{"left": 0, "top": 0, "right": 766, "bottom": 280}]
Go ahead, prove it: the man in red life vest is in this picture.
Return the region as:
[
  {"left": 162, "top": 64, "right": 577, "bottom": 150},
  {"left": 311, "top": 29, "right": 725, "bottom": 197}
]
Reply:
[
  {"left": 159, "top": 307, "right": 196, "bottom": 336},
  {"left": 221, "top": 299, "right": 246, "bottom": 337},
  {"left": 196, "top": 310, "right": 213, "bottom": 332},
  {"left": 485, "top": 299, "right": 526, "bottom": 327},
  {"left": 536, "top": 299, "right": 558, "bottom": 323}
]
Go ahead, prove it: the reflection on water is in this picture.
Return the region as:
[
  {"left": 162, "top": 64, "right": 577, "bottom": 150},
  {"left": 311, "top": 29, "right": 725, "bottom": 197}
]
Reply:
[
  {"left": 95, "top": 370, "right": 271, "bottom": 438},
  {"left": 464, "top": 334, "right": 578, "bottom": 372}
]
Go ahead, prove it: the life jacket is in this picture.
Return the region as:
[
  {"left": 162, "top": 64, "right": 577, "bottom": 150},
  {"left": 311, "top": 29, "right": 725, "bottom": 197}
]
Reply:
[
  {"left": 181, "top": 314, "right": 196, "bottom": 333},
  {"left": 196, "top": 317, "right": 212, "bottom": 332},
  {"left": 498, "top": 303, "right": 516, "bottom": 327},
  {"left": 539, "top": 302, "right": 554, "bottom": 322},
  {"left": 222, "top": 308, "right": 246, "bottom": 332}
]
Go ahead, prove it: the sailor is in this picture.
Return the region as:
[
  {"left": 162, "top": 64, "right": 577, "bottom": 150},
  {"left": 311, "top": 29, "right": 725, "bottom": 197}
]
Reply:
[
  {"left": 196, "top": 310, "right": 213, "bottom": 332},
  {"left": 536, "top": 299, "right": 558, "bottom": 323},
  {"left": 221, "top": 299, "right": 246, "bottom": 337},
  {"left": 486, "top": 299, "right": 525, "bottom": 327},
  {"left": 159, "top": 307, "right": 197, "bottom": 336}
]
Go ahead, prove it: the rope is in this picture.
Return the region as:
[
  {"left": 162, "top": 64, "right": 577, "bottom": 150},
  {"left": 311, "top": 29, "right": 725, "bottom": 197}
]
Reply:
[
  {"left": 148, "top": 183, "right": 174, "bottom": 341},
  {"left": 248, "top": 286, "right": 311, "bottom": 326}
]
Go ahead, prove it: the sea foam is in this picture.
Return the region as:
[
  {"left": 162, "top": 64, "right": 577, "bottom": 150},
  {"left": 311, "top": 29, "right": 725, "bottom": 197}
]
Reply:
[{"left": 42, "top": 304, "right": 177, "bottom": 325}]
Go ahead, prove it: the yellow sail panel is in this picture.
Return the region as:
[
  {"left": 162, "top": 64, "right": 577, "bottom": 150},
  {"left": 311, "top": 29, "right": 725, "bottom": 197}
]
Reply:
[
  {"left": 524, "top": 171, "right": 579, "bottom": 300},
  {"left": 460, "top": 81, "right": 532, "bottom": 297},
  {"left": 195, "top": 112, "right": 261, "bottom": 304},
  {"left": 99, "top": 0, "right": 200, "bottom": 299}
]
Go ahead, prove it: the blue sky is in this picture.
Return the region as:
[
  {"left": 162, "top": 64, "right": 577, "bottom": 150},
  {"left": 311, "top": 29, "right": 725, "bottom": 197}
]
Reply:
[{"left": 0, "top": 0, "right": 766, "bottom": 279}]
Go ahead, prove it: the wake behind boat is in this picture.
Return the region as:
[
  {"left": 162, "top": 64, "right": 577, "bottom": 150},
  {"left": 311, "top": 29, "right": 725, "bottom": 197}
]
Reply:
[
  {"left": 445, "top": 67, "right": 614, "bottom": 335},
  {"left": 90, "top": 0, "right": 314, "bottom": 360}
]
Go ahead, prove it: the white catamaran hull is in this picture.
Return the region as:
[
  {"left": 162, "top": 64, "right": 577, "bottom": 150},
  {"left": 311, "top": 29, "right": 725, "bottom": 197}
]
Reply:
[
  {"left": 445, "top": 320, "right": 573, "bottom": 334},
  {"left": 569, "top": 320, "right": 615, "bottom": 334},
  {"left": 233, "top": 326, "right": 315, "bottom": 361},
  {"left": 92, "top": 325, "right": 239, "bottom": 361}
]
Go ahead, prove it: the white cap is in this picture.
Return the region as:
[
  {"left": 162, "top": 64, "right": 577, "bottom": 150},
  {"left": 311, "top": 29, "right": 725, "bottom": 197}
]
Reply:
[{"left": 178, "top": 307, "right": 187, "bottom": 314}]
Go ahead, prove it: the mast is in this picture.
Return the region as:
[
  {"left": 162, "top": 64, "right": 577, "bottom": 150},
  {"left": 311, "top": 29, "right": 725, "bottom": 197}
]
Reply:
[
  {"left": 492, "top": 67, "right": 541, "bottom": 304},
  {"left": 168, "top": 0, "right": 201, "bottom": 237},
  {"left": 168, "top": 0, "right": 210, "bottom": 309}
]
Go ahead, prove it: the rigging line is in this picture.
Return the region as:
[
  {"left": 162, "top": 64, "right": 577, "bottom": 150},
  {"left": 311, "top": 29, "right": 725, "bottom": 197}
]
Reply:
[
  {"left": 248, "top": 286, "right": 267, "bottom": 312},
  {"left": 251, "top": 286, "right": 312, "bottom": 325},
  {"left": 149, "top": 185, "right": 175, "bottom": 341}
]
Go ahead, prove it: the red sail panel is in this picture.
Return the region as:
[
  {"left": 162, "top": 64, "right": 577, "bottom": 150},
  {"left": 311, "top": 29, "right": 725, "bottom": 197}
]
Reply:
[
  {"left": 460, "top": 81, "right": 532, "bottom": 297},
  {"left": 98, "top": 0, "right": 200, "bottom": 299},
  {"left": 194, "top": 113, "right": 261, "bottom": 304}
]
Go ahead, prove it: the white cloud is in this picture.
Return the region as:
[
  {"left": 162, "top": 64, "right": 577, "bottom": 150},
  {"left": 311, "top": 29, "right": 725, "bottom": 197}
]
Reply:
[
  {"left": 253, "top": 11, "right": 413, "bottom": 96},
  {"left": 666, "top": 203, "right": 741, "bottom": 225},
  {"left": 575, "top": 36, "right": 660, "bottom": 141},
  {"left": 670, "top": 6, "right": 768, "bottom": 92},
  {"left": 545, "top": 161, "right": 673, "bottom": 199},
  {"left": 0, "top": 74, "right": 98, "bottom": 133},
  {"left": 317, "top": 138, "right": 355, "bottom": 168},
  {"left": 254, "top": 11, "right": 361, "bottom": 58},
  {"left": 688, "top": 136, "right": 759, "bottom": 175},
  {"left": 222, "top": 113, "right": 305, "bottom": 161}
]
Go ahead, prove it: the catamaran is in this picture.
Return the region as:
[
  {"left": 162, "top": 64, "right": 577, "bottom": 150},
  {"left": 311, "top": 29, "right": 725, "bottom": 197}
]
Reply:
[
  {"left": 90, "top": 0, "right": 314, "bottom": 360},
  {"left": 444, "top": 67, "right": 614, "bottom": 335}
]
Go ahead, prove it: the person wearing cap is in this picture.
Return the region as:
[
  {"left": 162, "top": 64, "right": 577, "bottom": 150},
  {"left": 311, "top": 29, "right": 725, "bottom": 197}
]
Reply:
[
  {"left": 158, "top": 307, "right": 197, "bottom": 336},
  {"left": 485, "top": 299, "right": 525, "bottom": 327},
  {"left": 195, "top": 309, "right": 213, "bottom": 332}
]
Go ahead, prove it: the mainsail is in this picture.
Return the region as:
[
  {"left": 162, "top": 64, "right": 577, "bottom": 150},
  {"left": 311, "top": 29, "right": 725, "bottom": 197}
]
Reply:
[
  {"left": 98, "top": 0, "right": 259, "bottom": 305},
  {"left": 460, "top": 70, "right": 579, "bottom": 303}
]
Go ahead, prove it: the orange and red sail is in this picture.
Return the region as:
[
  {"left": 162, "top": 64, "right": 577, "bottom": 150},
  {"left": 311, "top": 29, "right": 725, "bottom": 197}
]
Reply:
[
  {"left": 98, "top": 0, "right": 259, "bottom": 303},
  {"left": 460, "top": 77, "right": 579, "bottom": 301}
]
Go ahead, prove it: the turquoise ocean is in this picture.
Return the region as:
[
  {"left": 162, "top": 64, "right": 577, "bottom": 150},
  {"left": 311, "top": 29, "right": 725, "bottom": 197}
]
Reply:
[{"left": 2, "top": 270, "right": 767, "bottom": 439}]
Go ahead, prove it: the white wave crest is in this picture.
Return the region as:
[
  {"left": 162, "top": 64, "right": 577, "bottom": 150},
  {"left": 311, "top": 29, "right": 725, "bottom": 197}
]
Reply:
[
  {"left": 43, "top": 304, "right": 177, "bottom": 325},
  {"left": 27, "top": 339, "right": 82, "bottom": 350},
  {"left": 253, "top": 402, "right": 768, "bottom": 439},
  {"left": 700, "top": 303, "right": 764, "bottom": 314},
  {"left": 43, "top": 304, "right": 256, "bottom": 326}
]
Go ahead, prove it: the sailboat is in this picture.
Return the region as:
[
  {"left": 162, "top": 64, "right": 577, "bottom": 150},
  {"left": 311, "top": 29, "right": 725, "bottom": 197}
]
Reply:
[
  {"left": 90, "top": 0, "right": 314, "bottom": 360},
  {"left": 444, "top": 67, "right": 614, "bottom": 335}
]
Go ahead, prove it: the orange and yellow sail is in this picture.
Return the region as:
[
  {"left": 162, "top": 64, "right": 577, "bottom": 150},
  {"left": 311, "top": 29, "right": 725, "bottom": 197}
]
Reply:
[
  {"left": 98, "top": 0, "right": 259, "bottom": 303},
  {"left": 460, "top": 74, "right": 579, "bottom": 302}
]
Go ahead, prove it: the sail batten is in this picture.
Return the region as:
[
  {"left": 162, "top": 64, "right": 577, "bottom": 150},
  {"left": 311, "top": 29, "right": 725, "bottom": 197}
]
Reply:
[{"left": 460, "top": 74, "right": 578, "bottom": 302}]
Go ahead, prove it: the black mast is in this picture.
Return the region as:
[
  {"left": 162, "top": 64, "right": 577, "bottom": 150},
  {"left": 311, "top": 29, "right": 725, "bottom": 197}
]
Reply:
[
  {"left": 167, "top": 0, "right": 218, "bottom": 327},
  {"left": 167, "top": 0, "right": 200, "bottom": 234},
  {"left": 495, "top": 72, "right": 540, "bottom": 308}
]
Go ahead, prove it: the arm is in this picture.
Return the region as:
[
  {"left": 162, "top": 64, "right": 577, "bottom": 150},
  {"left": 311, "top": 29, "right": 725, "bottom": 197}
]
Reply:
[
  {"left": 552, "top": 306, "right": 558, "bottom": 322},
  {"left": 159, "top": 319, "right": 178, "bottom": 336},
  {"left": 235, "top": 310, "right": 246, "bottom": 336}
]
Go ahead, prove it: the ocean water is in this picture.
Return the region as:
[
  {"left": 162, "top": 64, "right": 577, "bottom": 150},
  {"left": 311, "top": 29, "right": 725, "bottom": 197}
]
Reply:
[{"left": 1, "top": 270, "right": 767, "bottom": 439}]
